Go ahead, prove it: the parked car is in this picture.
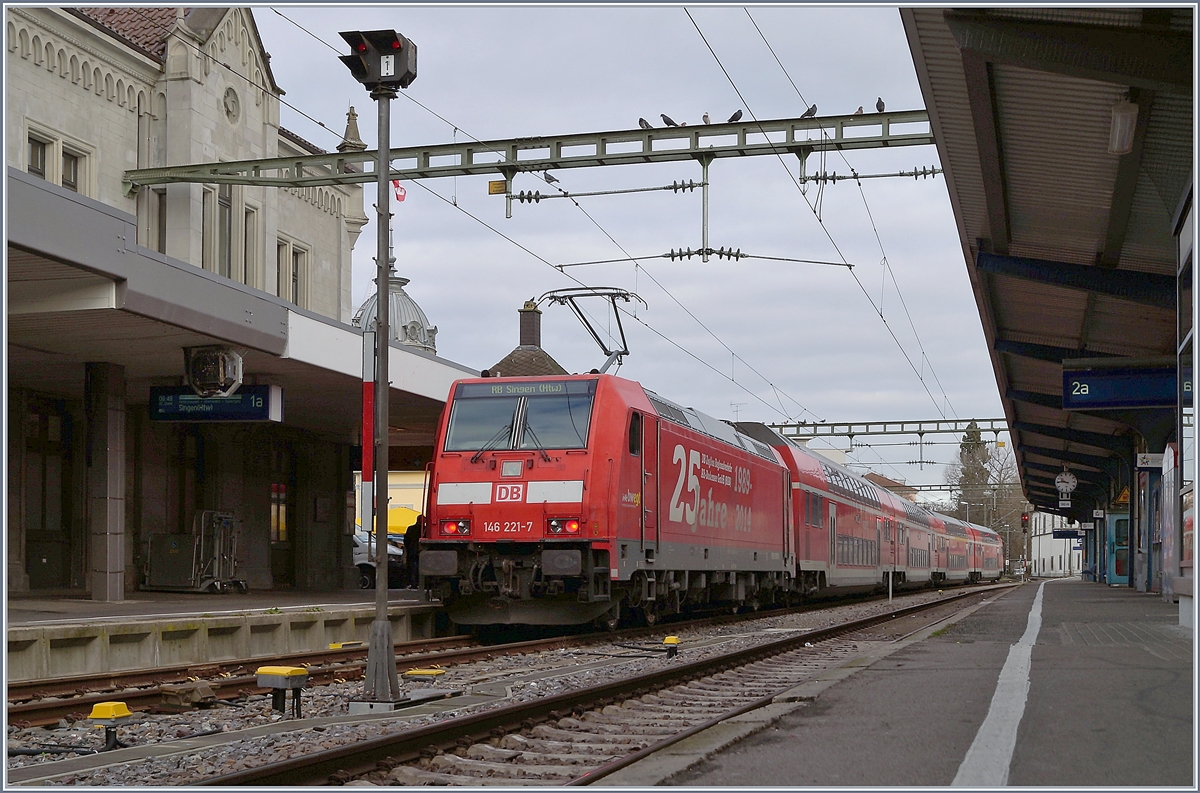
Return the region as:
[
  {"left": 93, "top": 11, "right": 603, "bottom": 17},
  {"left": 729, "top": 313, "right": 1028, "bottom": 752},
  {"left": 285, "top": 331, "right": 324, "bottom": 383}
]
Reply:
[{"left": 352, "top": 530, "right": 405, "bottom": 589}]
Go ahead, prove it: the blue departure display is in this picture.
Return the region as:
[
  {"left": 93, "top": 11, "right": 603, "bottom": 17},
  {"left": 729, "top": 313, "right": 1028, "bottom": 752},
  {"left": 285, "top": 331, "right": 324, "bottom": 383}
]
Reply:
[
  {"left": 1062, "top": 368, "right": 1192, "bottom": 410},
  {"left": 149, "top": 385, "right": 283, "bottom": 422}
]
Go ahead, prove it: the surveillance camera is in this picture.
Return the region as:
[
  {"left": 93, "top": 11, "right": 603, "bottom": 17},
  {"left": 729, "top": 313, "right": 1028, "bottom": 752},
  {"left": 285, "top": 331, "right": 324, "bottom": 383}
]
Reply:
[{"left": 184, "top": 346, "right": 243, "bottom": 398}]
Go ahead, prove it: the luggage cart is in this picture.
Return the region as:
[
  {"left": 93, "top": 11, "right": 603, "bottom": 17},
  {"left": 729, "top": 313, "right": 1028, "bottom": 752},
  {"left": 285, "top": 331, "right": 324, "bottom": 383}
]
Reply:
[{"left": 143, "top": 511, "right": 248, "bottom": 593}]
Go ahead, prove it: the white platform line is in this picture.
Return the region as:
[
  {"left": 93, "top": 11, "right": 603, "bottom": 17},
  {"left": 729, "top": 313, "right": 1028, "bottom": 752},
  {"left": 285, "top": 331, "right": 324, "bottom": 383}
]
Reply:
[{"left": 952, "top": 580, "right": 1046, "bottom": 787}]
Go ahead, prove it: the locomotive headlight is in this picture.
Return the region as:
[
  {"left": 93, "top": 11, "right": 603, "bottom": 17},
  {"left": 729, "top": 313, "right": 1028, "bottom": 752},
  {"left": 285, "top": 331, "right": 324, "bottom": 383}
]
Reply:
[{"left": 439, "top": 519, "right": 470, "bottom": 536}]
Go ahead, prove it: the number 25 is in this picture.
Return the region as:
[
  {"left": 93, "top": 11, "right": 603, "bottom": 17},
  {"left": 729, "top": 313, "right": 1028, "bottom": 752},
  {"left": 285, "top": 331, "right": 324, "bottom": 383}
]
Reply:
[{"left": 669, "top": 444, "right": 699, "bottom": 527}]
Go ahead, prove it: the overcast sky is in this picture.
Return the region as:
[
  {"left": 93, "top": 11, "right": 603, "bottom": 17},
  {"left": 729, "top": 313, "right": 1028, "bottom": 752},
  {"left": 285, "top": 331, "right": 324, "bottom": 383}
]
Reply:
[{"left": 254, "top": 5, "right": 1009, "bottom": 497}]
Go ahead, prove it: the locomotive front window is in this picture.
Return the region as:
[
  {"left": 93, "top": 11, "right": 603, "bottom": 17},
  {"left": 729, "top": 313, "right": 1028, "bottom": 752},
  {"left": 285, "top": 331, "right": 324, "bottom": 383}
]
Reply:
[
  {"left": 444, "top": 380, "right": 596, "bottom": 452},
  {"left": 444, "top": 396, "right": 520, "bottom": 451},
  {"left": 519, "top": 393, "right": 593, "bottom": 450}
]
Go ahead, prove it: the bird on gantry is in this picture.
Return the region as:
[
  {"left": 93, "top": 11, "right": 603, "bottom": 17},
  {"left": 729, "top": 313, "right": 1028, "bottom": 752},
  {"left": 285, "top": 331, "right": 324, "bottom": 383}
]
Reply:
[
  {"left": 727, "top": 109, "right": 743, "bottom": 123},
  {"left": 661, "top": 113, "right": 679, "bottom": 127},
  {"left": 702, "top": 112, "right": 711, "bottom": 124},
  {"left": 638, "top": 117, "right": 653, "bottom": 130},
  {"left": 876, "top": 97, "right": 885, "bottom": 112},
  {"left": 800, "top": 104, "right": 817, "bottom": 119},
  {"left": 854, "top": 106, "right": 864, "bottom": 115}
]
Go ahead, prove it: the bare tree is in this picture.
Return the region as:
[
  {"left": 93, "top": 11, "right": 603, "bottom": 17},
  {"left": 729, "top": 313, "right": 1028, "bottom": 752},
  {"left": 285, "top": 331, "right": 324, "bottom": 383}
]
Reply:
[{"left": 943, "top": 425, "right": 1028, "bottom": 566}]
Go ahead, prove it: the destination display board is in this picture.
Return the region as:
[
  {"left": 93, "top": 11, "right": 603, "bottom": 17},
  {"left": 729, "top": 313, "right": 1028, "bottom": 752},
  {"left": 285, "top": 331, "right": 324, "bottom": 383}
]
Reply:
[
  {"left": 149, "top": 385, "right": 283, "bottom": 422},
  {"left": 1052, "top": 529, "right": 1081, "bottom": 539},
  {"left": 457, "top": 379, "right": 595, "bottom": 398},
  {"left": 1062, "top": 366, "right": 1192, "bottom": 410}
]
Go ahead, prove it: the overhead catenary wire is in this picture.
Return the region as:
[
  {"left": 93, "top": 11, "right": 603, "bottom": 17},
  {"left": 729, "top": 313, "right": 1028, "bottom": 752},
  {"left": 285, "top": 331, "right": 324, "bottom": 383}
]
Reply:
[
  {"left": 554, "top": 251, "right": 854, "bottom": 270},
  {"left": 270, "top": 10, "right": 955, "bottom": 477},
  {"left": 266, "top": 10, "right": 824, "bottom": 421},
  {"left": 743, "top": 7, "right": 959, "bottom": 420},
  {"left": 408, "top": 179, "right": 814, "bottom": 422}
]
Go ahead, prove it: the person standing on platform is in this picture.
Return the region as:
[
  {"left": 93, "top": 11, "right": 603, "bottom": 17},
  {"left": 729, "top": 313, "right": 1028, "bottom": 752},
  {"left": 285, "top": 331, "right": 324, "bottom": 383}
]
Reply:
[{"left": 403, "top": 517, "right": 423, "bottom": 588}]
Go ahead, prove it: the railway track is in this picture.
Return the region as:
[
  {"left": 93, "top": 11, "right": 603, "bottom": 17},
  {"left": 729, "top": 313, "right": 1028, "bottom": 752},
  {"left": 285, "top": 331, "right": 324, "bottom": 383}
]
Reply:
[
  {"left": 6, "top": 586, "right": 947, "bottom": 729},
  {"left": 195, "top": 585, "right": 1011, "bottom": 786}
]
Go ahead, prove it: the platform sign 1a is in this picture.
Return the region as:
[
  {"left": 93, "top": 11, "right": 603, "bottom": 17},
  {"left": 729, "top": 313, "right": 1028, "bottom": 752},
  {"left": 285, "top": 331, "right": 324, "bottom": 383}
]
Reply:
[{"left": 150, "top": 385, "right": 283, "bottom": 422}]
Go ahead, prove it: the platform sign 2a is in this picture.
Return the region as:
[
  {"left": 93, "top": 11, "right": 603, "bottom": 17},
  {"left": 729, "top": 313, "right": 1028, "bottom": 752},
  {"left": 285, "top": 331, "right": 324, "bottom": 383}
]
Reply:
[
  {"left": 1062, "top": 360, "right": 1192, "bottom": 410},
  {"left": 150, "top": 385, "right": 283, "bottom": 422}
]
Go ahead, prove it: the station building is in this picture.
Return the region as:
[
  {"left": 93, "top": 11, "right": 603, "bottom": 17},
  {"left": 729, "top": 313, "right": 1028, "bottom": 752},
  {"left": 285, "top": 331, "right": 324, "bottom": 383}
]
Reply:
[
  {"left": 1027, "top": 511, "right": 1084, "bottom": 579},
  {"left": 6, "top": 7, "right": 475, "bottom": 599}
]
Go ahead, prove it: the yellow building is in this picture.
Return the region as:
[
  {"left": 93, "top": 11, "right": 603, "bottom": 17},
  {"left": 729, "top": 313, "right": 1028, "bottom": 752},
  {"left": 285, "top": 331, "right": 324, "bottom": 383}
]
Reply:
[{"left": 355, "top": 471, "right": 428, "bottom": 535}]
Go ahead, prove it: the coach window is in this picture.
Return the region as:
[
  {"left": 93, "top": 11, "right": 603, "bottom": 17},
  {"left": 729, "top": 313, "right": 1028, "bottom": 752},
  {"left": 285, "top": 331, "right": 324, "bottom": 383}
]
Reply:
[{"left": 628, "top": 412, "right": 641, "bottom": 456}]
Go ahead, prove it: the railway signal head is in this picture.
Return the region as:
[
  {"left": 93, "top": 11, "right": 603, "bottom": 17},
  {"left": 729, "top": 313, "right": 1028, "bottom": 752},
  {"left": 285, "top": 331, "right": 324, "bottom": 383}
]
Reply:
[{"left": 338, "top": 30, "right": 417, "bottom": 90}]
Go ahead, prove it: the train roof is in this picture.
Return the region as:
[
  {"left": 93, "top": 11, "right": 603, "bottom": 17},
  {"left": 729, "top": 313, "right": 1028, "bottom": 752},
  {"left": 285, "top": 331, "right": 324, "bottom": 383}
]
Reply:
[{"left": 643, "top": 389, "right": 780, "bottom": 464}]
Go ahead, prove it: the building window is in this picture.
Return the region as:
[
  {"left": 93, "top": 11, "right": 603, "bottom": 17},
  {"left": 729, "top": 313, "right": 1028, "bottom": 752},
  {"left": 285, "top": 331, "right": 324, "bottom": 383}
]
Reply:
[
  {"left": 276, "top": 238, "right": 308, "bottom": 307},
  {"left": 61, "top": 151, "right": 79, "bottom": 193},
  {"left": 28, "top": 137, "right": 46, "bottom": 179},
  {"left": 217, "top": 184, "right": 232, "bottom": 278},
  {"left": 26, "top": 127, "right": 91, "bottom": 195},
  {"left": 277, "top": 241, "right": 289, "bottom": 300},
  {"left": 153, "top": 188, "right": 167, "bottom": 254},
  {"left": 202, "top": 188, "right": 213, "bottom": 270},
  {"left": 242, "top": 207, "right": 258, "bottom": 287},
  {"left": 292, "top": 248, "right": 304, "bottom": 306}
]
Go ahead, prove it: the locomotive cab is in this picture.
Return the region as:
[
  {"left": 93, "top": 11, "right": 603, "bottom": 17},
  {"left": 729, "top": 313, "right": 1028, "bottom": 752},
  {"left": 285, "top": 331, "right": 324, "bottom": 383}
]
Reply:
[{"left": 420, "top": 375, "right": 621, "bottom": 625}]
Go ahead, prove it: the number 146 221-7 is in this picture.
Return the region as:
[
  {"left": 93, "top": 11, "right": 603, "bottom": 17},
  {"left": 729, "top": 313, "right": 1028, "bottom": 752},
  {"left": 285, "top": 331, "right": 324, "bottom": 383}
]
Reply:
[{"left": 483, "top": 521, "right": 533, "bottom": 533}]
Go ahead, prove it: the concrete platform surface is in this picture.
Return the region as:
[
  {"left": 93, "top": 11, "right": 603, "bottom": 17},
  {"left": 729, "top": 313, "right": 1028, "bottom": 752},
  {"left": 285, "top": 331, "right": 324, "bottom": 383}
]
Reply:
[
  {"left": 6, "top": 590, "right": 436, "bottom": 682},
  {"left": 6, "top": 589, "right": 424, "bottom": 627},
  {"left": 658, "top": 579, "right": 1194, "bottom": 788}
]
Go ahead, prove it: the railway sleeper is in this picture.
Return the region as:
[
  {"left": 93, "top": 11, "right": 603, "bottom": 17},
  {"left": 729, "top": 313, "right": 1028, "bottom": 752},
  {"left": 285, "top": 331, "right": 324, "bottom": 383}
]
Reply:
[
  {"left": 467, "top": 742, "right": 617, "bottom": 766},
  {"left": 500, "top": 733, "right": 620, "bottom": 757},
  {"left": 642, "top": 690, "right": 746, "bottom": 706},
  {"left": 389, "top": 765, "right": 558, "bottom": 786},
  {"left": 678, "top": 682, "right": 770, "bottom": 697},
  {"left": 554, "top": 716, "right": 681, "bottom": 735},
  {"left": 579, "top": 709, "right": 714, "bottom": 727},
  {"left": 604, "top": 700, "right": 724, "bottom": 719},
  {"left": 429, "top": 753, "right": 580, "bottom": 780},
  {"left": 531, "top": 724, "right": 655, "bottom": 745}
]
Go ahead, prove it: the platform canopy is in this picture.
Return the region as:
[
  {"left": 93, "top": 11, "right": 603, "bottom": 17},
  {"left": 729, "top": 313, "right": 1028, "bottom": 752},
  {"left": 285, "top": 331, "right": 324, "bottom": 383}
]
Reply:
[
  {"left": 902, "top": 8, "right": 1193, "bottom": 521},
  {"left": 6, "top": 168, "right": 475, "bottom": 447}
]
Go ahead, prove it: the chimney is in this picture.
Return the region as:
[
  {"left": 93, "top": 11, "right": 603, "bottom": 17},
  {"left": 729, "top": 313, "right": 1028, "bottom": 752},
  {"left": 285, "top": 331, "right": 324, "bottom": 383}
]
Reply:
[{"left": 519, "top": 300, "right": 541, "bottom": 347}]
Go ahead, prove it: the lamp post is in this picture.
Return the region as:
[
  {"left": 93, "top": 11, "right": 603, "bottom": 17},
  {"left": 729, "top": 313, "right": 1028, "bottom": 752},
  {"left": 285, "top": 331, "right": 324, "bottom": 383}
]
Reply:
[{"left": 339, "top": 29, "right": 417, "bottom": 712}]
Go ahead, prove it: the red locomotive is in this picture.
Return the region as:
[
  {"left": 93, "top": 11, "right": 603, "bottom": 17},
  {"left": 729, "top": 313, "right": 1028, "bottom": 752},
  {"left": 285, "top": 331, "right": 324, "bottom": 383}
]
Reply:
[{"left": 420, "top": 373, "right": 1002, "bottom": 627}]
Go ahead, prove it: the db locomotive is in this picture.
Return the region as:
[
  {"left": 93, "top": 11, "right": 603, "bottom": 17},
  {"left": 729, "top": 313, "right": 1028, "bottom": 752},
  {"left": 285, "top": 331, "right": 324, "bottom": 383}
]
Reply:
[{"left": 419, "top": 373, "right": 1002, "bottom": 627}]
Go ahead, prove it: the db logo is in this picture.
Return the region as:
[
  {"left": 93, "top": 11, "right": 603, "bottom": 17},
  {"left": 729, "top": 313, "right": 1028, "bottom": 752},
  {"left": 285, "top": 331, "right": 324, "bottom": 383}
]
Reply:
[{"left": 495, "top": 483, "right": 524, "bottom": 502}]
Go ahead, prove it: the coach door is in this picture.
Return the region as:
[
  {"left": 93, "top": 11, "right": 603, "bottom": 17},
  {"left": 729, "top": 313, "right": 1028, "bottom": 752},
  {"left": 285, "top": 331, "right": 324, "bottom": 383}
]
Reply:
[
  {"left": 643, "top": 415, "right": 662, "bottom": 549},
  {"left": 829, "top": 502, "right": 838, "bottom": 567}
]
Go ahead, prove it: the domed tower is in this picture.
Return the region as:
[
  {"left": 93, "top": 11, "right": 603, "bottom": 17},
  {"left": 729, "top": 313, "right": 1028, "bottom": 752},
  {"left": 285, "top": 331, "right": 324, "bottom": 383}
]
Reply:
[{"left": 352, "top": 275, "right": 438, "bottom": 355}]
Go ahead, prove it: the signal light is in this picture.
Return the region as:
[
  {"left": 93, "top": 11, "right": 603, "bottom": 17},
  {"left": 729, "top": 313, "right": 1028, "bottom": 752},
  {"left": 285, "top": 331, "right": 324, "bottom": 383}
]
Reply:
[
  {"left": 339, "top": 29, "right": 417, "bottom": 90},
  {"left": 439, "top": 519, "right": 470, "bottom": 536}
]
